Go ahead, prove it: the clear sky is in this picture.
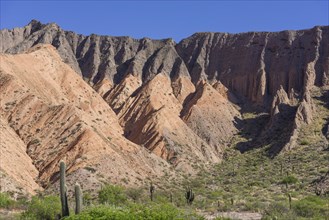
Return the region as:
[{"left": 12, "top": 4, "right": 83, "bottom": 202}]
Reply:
[{"left": 1, "top": 1, "right": 328, "bottom": 42}]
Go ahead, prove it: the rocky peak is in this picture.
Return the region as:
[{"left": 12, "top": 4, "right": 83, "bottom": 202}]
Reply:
[
  {"left": 271, "top": 86, "right": 290, "bottom": 116},
  {"left": 27, "top": 19, "right": 43, "bottom": 32}
]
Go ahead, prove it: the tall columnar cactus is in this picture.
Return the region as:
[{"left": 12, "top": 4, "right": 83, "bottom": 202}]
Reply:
[
  {"left": 75, "top": 183, "right": 83, "bottom": 214},
  {"left": 149, "top": 182, "right": 155, "bottom": 201},
  {"left": 288, "top": 193, "right": 292, "bottom": 210},
  {"left": 185, "top": 188, "right": 194, "bottom": 205},
  {"left": 60, "top": 160, "right": 70, "bottom": 217}
]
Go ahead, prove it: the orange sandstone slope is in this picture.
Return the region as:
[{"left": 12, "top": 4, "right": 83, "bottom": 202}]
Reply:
[
  {"left": 0, "top": 44, "right": 172, "bottom": 195},
  {"left": 0, "top": 118, "right": 40, "bottom": 196},
  {"left": 117, "top": 74, "right": 221, "bottom": 168},
  {"left": 181, "top": 81, "right": 240, "bottom": 153}
]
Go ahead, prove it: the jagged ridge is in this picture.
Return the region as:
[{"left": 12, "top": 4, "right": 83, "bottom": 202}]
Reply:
[{"left": 0, "top": 20, "right": 328, "bottom": 195}]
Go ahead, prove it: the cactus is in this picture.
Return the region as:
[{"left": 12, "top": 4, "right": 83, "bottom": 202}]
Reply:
[
  {"left": 60, "top": 161, "right": 69, "bottom": 217},
  {"left": 149, "top": 182, "right": 155, "bottom": 201},
  {"left": 185, "top": 188, "right": 194, "bottom": 205},
  {"left": 285, "top": 171, "right": 289, "bottom": 189},
  {"left": 288, "top": 193, "right": 292, "bottom": 210},
  {"left": 75, "top": 183, "right": 83, "bottom": 214}
]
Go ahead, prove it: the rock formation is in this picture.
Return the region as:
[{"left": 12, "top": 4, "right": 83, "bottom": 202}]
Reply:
[
  {"left": 0, "top": 45, "right": 172, "bottom": 196},
  {"left": 0, "top": 20, "right": 328, "bottom": 195}
]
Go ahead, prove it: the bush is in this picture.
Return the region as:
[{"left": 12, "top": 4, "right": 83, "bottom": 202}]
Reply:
[
  {"left": 21, "top": 195, "right": 61, "bottom": 220},
  {"left": 65, "top": 203, "right": 204, "bottom": 220},
  {"left": 125, "top": 187, "right": 143, "bottom": 202},
  {"left": 66, "top": 205, "right": 133, "bottom": 220},
  {"left": 263, "top": 196, "right": 329, "bottom": 219},
  {"left": 292, "top": 196, "right": 329, "bottom": 218},
  {"left": 98, "top": 184, "right": 127, "bottom": 205},
  {"left": 280, "top": 175, "right": 298, "bottom": 185},
  {"left": 83, "top": 192, "right": 94, "bottom": 206},
  {"left": 30, "top": 139, "right": 40, "bottom": 145},
  {"left": 262, "top": 201, "right": 296, "bottom": 219},
  {"left": 0, "top": 192, "right": 15, "bottom": 208},
  {"left": 300, "top": 140, "right": 309, "bottom": 145}
]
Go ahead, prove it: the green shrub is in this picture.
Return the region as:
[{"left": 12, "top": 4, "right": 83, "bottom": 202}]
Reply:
[
  {"left": 280, "top": 175, "right": 298, "bottom": 185},
  {"left": 0, "top": 192, "right": 15, "bottom": 208},
  {"left": 83, "top": 192, "right": 94, "bottom": 206},
  {"left": 243, "top": 200, "right": 266, "bottom": 212},
  {"left": 300, "top": 140, "right": 310, "bottom": 145},
  {"left": 21, "top": 195, "right": 61, "bottom": 220},
  {"left": 66, "top": 203, "right": 204, "bottom": 220},
  {"left": 98, "top": 184, "right": 127, "bottom": 205},
  {"left": 30, "top": 139, "right": 40, "bottom": 145},
  {"left": 262, "top": 201, "right": 296, "bottom": 219},
  {"left": 263, "top": 196, "right": 329, "bottom": 219},
  {"left": 66, "top": 205, "right": 133, "bottom": 220},
  {"left": 292, "top": 196, "right": 329, "bottom": 218},
  {"left": 125, "top": 187, "right": 143, "bottom": 202}
]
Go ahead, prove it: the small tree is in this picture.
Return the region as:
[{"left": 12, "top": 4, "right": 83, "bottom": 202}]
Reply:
[
  {"left": 281, "top": 175, "right": 298, "bottom": 186},
  {"left": 21, "top": 196, "right": 61, "bottom": 220},
  {"left": 98, "top": 184, "right": 127, "bottom": 205},
  {"left": 126, "top": 187, "right": 143, "bottom": 202},
  {"left": 0, "top": 193, "right": 15, "bottom": 209}
]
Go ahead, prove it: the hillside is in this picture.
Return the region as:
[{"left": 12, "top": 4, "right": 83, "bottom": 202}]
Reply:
[{"left": 0, "top": 21, "right": 328, "bottom": 210}]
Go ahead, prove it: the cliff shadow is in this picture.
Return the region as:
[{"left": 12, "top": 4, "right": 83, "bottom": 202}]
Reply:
[
  {"left": 263, "top": 103, "right": 298, "bottom": 157},
  {"left": 233, "top": 113, "right": 268, "bottom": 153},
  {"left": 234, "top": 103, "right": 298, "bottom": 157},
  {"left": 316, "top": 89, "right": 329, "bottom": 142}
]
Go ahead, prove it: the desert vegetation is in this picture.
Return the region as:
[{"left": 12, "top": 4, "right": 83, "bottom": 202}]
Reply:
[
  {"left": 1, "top": 88, "right": 328, "bottom": 220},
  {"left": 2, "top": 131, "right": 328, "bottom": 220},
  {"left": 1, "top": 89, "right": 328, "bottom": 220}
]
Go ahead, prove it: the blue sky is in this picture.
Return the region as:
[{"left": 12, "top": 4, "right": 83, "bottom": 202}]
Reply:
[{"left": 1, "top": 1, "right": 328, "bottom": 42}]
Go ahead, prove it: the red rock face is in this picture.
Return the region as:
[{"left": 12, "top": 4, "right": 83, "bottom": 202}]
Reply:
[
  {"left": 0, "top": 21, "right": 328, "bottom": 195},
  {"left": 0, "top": 46, "right": 173, "bottom": 196},
  {"left": 176, "top": 27, "right": 329, "bottom": 105},
  {"left": 1, "top": 21, "right": 327, "bottom": 105}
]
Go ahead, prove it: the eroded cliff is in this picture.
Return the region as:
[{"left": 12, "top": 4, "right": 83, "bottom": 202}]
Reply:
[{"left": 1, "top": 20, "right": 328, "bottom": 195}]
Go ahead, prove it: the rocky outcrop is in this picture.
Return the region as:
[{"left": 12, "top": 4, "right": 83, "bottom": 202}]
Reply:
[
  {"left": 181, "top": 81, "right": 240, "bottom": 152},
  {"left": 0, "top": 20, "right": 191, "bottom": 97},
  {"left": 1, "top": 21, "right": 328, "bottom": 194},
  {"left": 313, "top": 172, "right": 329, "bottom": 196},
  {"left": 325, "top": 124, "right": 329, "bottom": 140},
  {"left": 176, "top": 27, "right": 329, "bottom": 106},
  {"left": 1, "top": 21, "right": 328, "bottom": 108},
  {"left": 270, "top": 86, "right": 291, "bottom": 117},
  {"left": 0, "top": 45, "right": 172, "bottom": 193},
  {"left": 117, "top": 74, "right": 220, "bottom": 167}
]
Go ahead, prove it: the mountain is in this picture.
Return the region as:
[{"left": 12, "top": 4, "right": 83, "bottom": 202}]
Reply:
[{"left": 0, "top": 20, "right": 328, "bottom": 196}]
